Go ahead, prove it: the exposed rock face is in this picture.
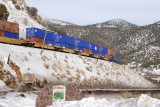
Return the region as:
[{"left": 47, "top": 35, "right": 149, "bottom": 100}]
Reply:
[{"left": 36, "top": 84, "right": 85, "bottom": 107}]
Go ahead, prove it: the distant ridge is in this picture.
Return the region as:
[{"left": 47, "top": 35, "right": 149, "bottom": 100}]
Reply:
[
  {"left": 42, "top": 17, "right": 76, "bottom": 26},
  {"left": 154, "top": 21, "right": 160, "bottom": 24},
  {"left": 87, "top": 18, "right": 137, "bottom": 27}
]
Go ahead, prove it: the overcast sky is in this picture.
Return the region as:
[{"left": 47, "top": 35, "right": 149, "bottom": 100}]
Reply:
[{"left": 25, "top": 0, "right": 160, "bottom": 26}]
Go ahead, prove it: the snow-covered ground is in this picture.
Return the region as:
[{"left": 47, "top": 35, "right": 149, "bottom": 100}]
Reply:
[
  {"left": 1, "top": 80, "right": 160, "bottom": 107},
  {"left": 0, "top": 92, "right": 37, "bottom": 107},
  {"left": 0, "top": 90, "right": 160, "bottom": 107},
  {"left": 0, "top": 43, "right": 156, "bottom": 88}
]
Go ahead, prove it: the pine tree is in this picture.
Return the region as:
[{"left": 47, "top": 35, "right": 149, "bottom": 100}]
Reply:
[{"left": 0, "top": 4, "right": 9, "bottom": 21}]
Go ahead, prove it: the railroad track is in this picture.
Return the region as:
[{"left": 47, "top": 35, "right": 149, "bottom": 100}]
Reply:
[
  {"left": 28, "top": 88, "right": 160, "bottom": 95},
  {"left": 80, "top": 88, "right": 160, "bottom": 92}
]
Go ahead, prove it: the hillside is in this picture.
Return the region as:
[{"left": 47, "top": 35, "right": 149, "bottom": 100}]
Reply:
[
  {"left": 1, "top": 0, "right": 160, "bottom": 79},
  {"left": 0, "top": 43, "right": 156, "bottom": 89}
]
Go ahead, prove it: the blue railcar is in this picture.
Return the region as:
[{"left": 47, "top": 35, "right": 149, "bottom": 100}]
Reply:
[
  {"left": 26, "top": 28, "right": 55, "bottom": 40},
  {"left": 91, "top": 50, "right": 100, "bottom": 55},
  {"left": 56, "top": 42, "right": 68, "bottom": 48},
  {"left": 46, "top": 31, "right": 55, "bottom": 40},
  {"left": 75, "top": 39, "right": 90, "bottom": 49},
  {"left": 26, "top": 28, "right": 45, "bottom": 39},
  {"left": 68, "top": 44, "right": 75, "bottom": 49},
  {"left": 55, "top": 34, "right": 75, "bottom": 45},
  {"left": 4, "top": 32, "right": 19, "bottom": 39},
  {"left": 100, "top": 53, "right": 105, "bottom": 57},
  {"left": 109, "top": 55, "right": 114, "bottom": 61},
  {"left": 114, "top": 52, "right": 121, "bottom": 64},
  {"left": 90, "top": 43, "right": 100, "bottom": 52},
  {"left": 45, "top": 40, "right": 56, "bottom": 46},
  {"left": 100, "top": 47, "right": 108, "bottom": 54},
  {"left": 75, "top": 47, "right": 84, "bottom": 52},
  {"left": 100, "top": 47, "right": 108, "bottom": 57}
]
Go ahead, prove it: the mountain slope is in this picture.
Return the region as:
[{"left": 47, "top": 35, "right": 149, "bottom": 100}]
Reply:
[
  {"left": 52, "top": 24, "right": 160, "bottom": 71},
  {"left": 87, "top": 19, "right": 137, "bottom": 27}
]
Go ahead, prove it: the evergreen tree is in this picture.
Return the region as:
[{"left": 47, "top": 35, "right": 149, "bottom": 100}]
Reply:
[
  {"left": 0, "top": 4, "right": 9, "bottom": 21},
  {"left": 27, "top": 6, "right": 38, "bottom": 17}
]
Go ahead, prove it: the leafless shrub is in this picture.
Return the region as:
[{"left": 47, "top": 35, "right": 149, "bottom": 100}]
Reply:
[
  {"left": 86, "top": 66, "right": 92, "bottom": 72},
  {"left": 82, "top": 78, "right": 88, "bottom": 84},
  {"left": 61, "top": 74, "right": 66, "bottom": 79},
  {"left": 28, "top": 52, "right": 32, "bottom": 56},
  {"left": 106, "top": 78, "right": 112, "bottom": 85},
  {"left": 99, "top": 62, "right": 103, "bottom": 67},
  {"left": 80, "top": 70, "right": 85, "bottom": 76},
  {"left": 65, "top": 55, "right": 68, "bottom": 59},
  {"left": 52, "top": 73, "right": 55, "bottom": 77},
  {"left": 76, "top": 73, "right": 80, "bottom": 80},
  {"left": 67, "top": 76, "right": 74, "bottom": 82},
  {"left": 87, "top": 59, "right": 92, "bottom": 62},
  {"left": 41, "top": 55, "right": 47, "bottom": 62},
  {"left": 78, "top": 55, "right": 82, "bottom": 59},
  {"left": 54, "top": 53, "right": 57, "bottom": 59},
  {"left": 66, "top": 64, "right": 70, "bottom": 69},
  {"left": 21, "top": 58, "right": 24, "bottom": 62},
  {"left": 59, "top": 65, "right": 63, "bottom": 71},
  {"left": 76, "top": 68, "right": 80, "bottom": 74},
  {"left": 24, "top": 56, "right": 28, "bottom": 61},
  {"left": 56, "top": 76, "right": 60, "bottom": 81},
  {"left": 97, "top": 71, "right": 100, "bottom": 75},
  {"left": 52, "top": 65, "right": 57, "bottom": 72},
  {"left": 66, "top": 70, "right": 71, "bottom": 75},
  {"left": 116, "top": 71, "right": 121, "bottom": 75},
  {"left": 64, "top": 59, "right": 68, "bottom": 63},
  {"left": 42, "top": 77, "right": 48, "bottom": 85},
  {"left": 44, "top": 63, "right": 49, "bottom": 69},
  {"left": 83, "top": 60, "right": 86, "bottom": 64},
  {"left": 53, "top": 62, "right": 57, "bottom": 67}
]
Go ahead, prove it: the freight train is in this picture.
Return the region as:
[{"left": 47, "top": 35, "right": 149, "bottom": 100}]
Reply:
[{"left": 0, "top": 20, "right": 121, "bottom": 64}]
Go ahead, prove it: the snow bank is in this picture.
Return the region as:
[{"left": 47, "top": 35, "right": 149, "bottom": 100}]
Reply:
[
  {"left": 0, "top": 92, "right": 37, "bottom": 107},
  {"left": 49, "top": 94, "right": 160, "bottom": 107},
  {"left": 0, "top": 93, "right": 160, "bottom": 107}
]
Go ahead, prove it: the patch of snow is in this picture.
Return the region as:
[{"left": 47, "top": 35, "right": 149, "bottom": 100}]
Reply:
[{"left": 0, "top": 92, "right": 37, "bottom": 107}]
